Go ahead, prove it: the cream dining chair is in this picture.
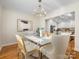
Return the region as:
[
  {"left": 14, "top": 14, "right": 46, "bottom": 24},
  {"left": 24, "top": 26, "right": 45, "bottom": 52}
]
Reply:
[
  {"left": 40, "top": 35, "right": 70, "bottom": 59},
  {"left": 16, "top": 35, "right": 39, "bottom": 59}
]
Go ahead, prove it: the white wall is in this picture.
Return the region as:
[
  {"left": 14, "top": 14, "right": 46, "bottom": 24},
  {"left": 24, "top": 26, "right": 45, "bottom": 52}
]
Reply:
[
  {"left": 0, "top": 5, "right": 2, "bottom": 48},
  {"left": 1, "top": 8, "right": 38, "bottom": 46},
  {"left": 43, "top": 2, "right": 79, "bottom": 51}
]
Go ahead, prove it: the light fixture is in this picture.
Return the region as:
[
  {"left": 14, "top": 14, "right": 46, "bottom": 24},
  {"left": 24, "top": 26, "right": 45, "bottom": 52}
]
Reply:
[{"left": 33, "top": 0, "right": 46, "bottom": 17}]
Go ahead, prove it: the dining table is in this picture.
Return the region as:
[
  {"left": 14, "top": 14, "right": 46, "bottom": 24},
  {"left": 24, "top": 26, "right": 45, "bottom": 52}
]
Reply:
[{"left": 24, "top": 35, "right": 51, "bottom": 59}]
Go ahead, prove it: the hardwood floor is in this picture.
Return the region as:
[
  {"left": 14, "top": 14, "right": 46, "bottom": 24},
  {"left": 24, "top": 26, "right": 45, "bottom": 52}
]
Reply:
[
  {"left": 0, "top": 44, "right": 47, "bottom": 59},
  {"left": 0, "top": 39, "right": 79, "bottom": 59},
  {"left": 0, "top": 44, "right": 18, "bottom": 59}
]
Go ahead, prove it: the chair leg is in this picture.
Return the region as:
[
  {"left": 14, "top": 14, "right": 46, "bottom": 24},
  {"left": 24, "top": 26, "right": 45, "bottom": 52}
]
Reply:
[
  {"left": 17, "top": 51, "right": 25, "bottom": 59},
  {"left": 38, "top": 50, "right": 42, "bottom": 59},
  {"left": 17, "top": 52, "right": 19, "bottom": 59},
  {"left": 17, "top": 47, "right": 21, "bottom": 59},
  {"left": 17, "top": 50, "right": 21, "bottom": 59}
]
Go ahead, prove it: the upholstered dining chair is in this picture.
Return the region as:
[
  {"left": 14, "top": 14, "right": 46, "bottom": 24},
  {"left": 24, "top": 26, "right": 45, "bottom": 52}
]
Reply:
[
  {"left": 40, "top": 35, "right": 70, "bottom": 59},
  {"left": 16, "top": 35, "right": 39, "bottom": 59}
]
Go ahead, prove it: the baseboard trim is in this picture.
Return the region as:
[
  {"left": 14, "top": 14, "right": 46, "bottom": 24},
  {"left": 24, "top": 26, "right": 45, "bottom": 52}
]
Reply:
[
  {"left": 0, "top": 47, "right": 2, "bottom": 51},
  {"left": 1, "top": 42, "right": 17, "bottom": 48}
]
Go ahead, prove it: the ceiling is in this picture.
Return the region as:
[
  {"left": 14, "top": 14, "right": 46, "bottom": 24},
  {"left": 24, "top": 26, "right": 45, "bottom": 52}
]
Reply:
[{"left": 0, "top": 0, "right": 79, "bottom": 15}]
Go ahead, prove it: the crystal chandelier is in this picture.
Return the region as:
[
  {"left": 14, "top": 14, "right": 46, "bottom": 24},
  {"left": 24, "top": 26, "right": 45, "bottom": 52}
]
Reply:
[{"left": 34, "top": 0, "right": 46, "bottom": 17}]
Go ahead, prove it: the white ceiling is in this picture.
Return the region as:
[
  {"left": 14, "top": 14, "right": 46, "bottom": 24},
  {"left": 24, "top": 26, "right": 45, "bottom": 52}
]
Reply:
[{"left": 0, "top": 0, "right": 79, "bottom": 15}]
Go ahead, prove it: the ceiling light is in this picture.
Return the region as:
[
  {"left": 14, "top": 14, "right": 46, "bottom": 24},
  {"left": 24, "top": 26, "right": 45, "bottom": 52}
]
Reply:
[{"left": 33, "top": 0, "right": 46, "bottom": 17}]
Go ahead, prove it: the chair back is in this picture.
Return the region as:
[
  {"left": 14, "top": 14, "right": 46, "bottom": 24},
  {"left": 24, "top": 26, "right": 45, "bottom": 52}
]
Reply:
[
  {"left": 16, "top": 35, "right": 27, "bottom": 54},
  {"left": 51, "top": 35, "right": 70, "bottom": 59}
]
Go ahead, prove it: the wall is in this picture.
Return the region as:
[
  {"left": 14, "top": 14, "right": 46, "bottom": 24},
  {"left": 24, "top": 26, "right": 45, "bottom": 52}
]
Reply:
[
  {"left": 1, "top": 8, "right": 37, "bottom": 46},
  {"left": 0, "top": 5, "right": 2, "bottom": 48},
  {"left": 43, "top": 2, "right": 79, "bottom": 51}
]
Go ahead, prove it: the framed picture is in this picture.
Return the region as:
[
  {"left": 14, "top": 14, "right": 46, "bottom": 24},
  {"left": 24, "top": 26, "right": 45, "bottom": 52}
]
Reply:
[{"left": 17, "top": 19, "right": 33, "bottom": 32}]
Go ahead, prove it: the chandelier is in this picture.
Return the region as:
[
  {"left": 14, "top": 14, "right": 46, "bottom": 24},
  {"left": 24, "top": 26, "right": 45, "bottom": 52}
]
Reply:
[{"left": 33, "top": 0, "right": 46, "bottom": 17}]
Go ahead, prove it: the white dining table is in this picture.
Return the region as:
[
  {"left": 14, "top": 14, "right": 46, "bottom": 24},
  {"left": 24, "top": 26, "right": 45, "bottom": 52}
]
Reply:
[
  {"left": 25, "top": 35, "right": 51, "bottom": 46},
  {"left": 24, "top": 35, "right": 51, "bottom": 59}
]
